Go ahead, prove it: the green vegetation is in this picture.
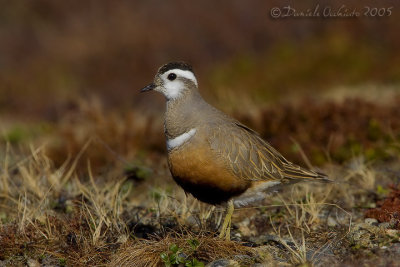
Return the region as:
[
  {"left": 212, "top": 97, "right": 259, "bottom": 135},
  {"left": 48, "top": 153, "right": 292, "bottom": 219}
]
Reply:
[{"left": 160, "top": 242, "right": 204, "bottom": 267}]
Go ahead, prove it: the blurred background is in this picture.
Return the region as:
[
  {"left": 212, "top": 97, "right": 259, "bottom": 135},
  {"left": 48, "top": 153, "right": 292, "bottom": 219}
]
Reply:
[{"left": 0, "top": 0, "right": 399, "bottom": 169}]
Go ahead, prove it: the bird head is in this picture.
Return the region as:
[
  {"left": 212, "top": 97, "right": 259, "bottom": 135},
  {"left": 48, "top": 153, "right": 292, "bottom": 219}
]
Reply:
[{"left": 141, "top": 62, "right": 198, "bottom": 100}]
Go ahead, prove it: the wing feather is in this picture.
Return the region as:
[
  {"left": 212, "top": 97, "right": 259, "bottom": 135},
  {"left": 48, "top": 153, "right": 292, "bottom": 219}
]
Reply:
[{"left": 207, "top": 121, "right": 329, "bottom": 182}]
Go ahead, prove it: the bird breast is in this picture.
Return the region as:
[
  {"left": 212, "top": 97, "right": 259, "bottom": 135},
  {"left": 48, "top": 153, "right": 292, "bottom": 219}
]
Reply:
[{"left": 167, "top": 133, "right": 251, "bottom": 204}]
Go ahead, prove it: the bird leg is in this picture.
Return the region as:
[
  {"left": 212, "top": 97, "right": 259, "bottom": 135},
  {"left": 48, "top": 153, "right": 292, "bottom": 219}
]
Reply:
[{"left": 219, "top": 199, "right": 234, "bottom": 240}]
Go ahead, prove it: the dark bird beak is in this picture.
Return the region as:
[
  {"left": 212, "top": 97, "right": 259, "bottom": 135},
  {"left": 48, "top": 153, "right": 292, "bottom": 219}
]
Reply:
[{"left": 140, "top": 83, "right": 156, "bottom": 92}]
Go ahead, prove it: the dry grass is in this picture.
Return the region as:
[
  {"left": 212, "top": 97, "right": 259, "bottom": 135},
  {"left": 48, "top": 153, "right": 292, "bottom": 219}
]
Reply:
[
  {"left": 0, "top": 141, "right": 396, "bottom": 266},
  {"left": 111, "top": 232, "right": 257, "bottom": 267},
  {"left": 0, "top": 144, "right": 132, "bottom": 266},
  {"left": 266, "top": 184, "right": 353, "bottom": 266},
  {"left": 0, "top": 96, "right": 399, "bottom": 266},
  {"left": 0, "top": 143, "right": 236, "bottom": 266},
  {"left": 0, "top": 147, "right": 383, "bottom": 264}
]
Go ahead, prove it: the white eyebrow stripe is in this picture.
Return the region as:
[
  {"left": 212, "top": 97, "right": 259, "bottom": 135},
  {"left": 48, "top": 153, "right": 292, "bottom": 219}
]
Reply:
[
  {"left": 164, "top": 69, "right": 198, "bottom": 86},
  {"left": 167, "top": 128, "right": 197, "bottom": 150}
]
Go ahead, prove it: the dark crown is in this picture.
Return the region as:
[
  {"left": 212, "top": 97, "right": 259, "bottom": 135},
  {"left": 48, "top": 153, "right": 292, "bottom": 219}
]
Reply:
[{"left": 158, "top": 62, "right": 194, "bottom": 75}]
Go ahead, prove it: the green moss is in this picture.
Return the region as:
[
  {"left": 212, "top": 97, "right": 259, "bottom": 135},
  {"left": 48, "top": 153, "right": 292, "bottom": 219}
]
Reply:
[
  {"left": 376, "top": 185, "right": 389, "bottom": 197},
  {"left": 367, "top": 119, "right": 382, "bottom": 141},
  {"left": 124, "top": 165, "right": 152, "bottom": 181},
  {"left": 0, "top": 211, "right": 8, "bottom": 223},
  {"left": 120, "top": 180, "right": 134, "bottom": 196},
  {"left": 150, "top": 189, "right": 163, "bottom": 203},
  {"left": 3, "top": 122, "right": 54, "bottom": 145},
  {"left": 3, "top": 126, "right": 29, "bottom": 144},
  {"left": 58, "top": 258, "right": 67, "bottom": 266}
]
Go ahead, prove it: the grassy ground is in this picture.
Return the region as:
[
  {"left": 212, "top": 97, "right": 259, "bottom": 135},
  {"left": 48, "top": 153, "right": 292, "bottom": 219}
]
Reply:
[{"left": 0, "top": 88, "right": 400, "bottom": 266}]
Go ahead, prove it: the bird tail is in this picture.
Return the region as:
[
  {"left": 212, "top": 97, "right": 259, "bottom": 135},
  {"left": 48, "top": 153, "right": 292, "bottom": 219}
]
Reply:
[
  {"left": 283, "top": 164, "right": 334, "bottom": 183},
  {"left": 313, "top": 171, "right": 334, "bottom": 183}
]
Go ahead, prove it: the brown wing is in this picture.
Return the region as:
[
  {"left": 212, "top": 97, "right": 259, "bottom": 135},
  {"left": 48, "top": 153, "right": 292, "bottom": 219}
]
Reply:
[{"left": 207, "top": 121, "right": 329, "bottom": 182}]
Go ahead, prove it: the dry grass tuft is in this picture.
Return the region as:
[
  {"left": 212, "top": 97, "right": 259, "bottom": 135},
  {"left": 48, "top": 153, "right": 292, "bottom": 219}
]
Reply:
[
  {"left": 111, "top": 232, "right": 257, "bottom": 267},
  {"left": 278, "top": 185, "right": 333, "bottom": 230},
  {"left": 0, "top": 143, "right": 133, "bottom": 266}
]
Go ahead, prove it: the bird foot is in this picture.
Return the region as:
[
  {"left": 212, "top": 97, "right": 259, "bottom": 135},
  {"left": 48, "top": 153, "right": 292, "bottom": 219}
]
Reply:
[{"left": 218, "top": 200, "right": 234, "bottom": 241}]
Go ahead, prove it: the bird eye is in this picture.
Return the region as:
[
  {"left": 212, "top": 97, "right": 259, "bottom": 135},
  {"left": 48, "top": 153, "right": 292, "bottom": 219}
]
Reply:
[{"left": 167, "top": 73, "right": 177, "bottom": 81}]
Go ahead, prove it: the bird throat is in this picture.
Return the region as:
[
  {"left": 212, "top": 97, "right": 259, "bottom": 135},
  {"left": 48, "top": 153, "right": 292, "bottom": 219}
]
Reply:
[{"left": 164, "top": 90, "right": 202, "bottom": 140}]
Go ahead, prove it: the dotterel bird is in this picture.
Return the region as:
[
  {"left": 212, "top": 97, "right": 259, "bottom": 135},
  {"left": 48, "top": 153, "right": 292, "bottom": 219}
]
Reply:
[{"left": 141, "top": 62, "right": 330, "bottom": 240}]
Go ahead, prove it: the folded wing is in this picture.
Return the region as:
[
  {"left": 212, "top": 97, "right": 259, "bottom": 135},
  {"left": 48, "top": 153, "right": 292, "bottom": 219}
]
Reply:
[{"left": 207, "top": 121, "right": 329, "bottom": 183}]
